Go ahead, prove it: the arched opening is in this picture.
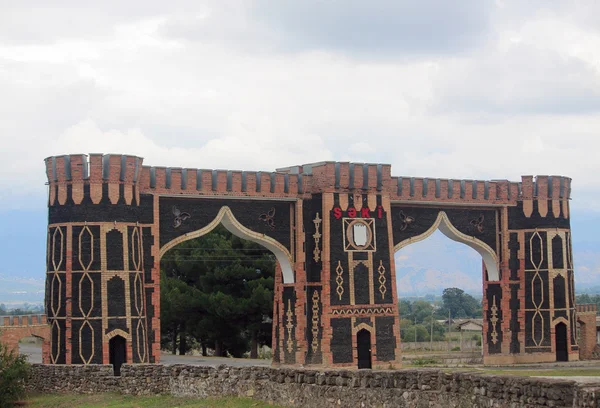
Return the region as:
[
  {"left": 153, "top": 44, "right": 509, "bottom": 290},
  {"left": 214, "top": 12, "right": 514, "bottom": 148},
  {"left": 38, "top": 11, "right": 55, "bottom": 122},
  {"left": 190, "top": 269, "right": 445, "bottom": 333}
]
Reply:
[
  {"left": 160, "top": 206, "right": 294, "bottom": 284},
  {"left": 394, "top": 212, "right": 491, "bottom": 359},
  {"left": 18, "top": 335, "right": 44, "bottom": 363},
  {"left": 356, "top": 329, "right": 372, "bottom": 369},
  {"left": 159, "top": 208, "right": 284, "bottom": 364},
  {"left": 109, "top": 335, "right": 127, "bottom": 376},
  {"left": 555, "top": 322, "right": 568, "bottom": 362},
  {"left": 394, "top": 211, "right": 498, "bottom": 282}
]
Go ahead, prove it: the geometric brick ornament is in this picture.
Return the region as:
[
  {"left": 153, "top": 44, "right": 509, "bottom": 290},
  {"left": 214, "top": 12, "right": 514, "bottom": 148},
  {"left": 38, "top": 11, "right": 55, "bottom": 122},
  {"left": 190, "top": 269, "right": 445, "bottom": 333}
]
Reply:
[{"left": 44, "top": 154, "right": 581, "bottom": 367}]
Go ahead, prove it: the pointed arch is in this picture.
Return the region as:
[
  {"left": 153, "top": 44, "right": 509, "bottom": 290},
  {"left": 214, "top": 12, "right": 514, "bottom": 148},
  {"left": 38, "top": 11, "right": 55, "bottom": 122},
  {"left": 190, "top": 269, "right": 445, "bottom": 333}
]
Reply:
[
  {"left": 159, "top": 206, "right": 295, "bottom": 284},
  {"left": 105, "top": 329, "right": 130, "bottom": 340},
  {"left": 353, "top": 323, "right": 374, "bottom": 334},
  {"left": 393, "top": 211, "right": 499, "bottom": 281}
]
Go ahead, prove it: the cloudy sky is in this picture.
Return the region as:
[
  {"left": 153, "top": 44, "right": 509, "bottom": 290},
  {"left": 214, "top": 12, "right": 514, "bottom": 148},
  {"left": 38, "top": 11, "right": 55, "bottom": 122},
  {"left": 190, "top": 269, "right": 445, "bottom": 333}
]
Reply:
[{"left": 1, "top": 0, "right": 599, "bottom": 303}]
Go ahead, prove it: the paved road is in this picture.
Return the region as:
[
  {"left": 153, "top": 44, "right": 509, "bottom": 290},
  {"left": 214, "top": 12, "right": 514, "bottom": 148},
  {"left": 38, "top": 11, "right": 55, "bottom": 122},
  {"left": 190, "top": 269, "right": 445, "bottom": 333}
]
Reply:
[
  {"left": 160, "top": 353, "right": 270, "bottom": 367},
  {"left": 535, "top": 376, "right": 600, "bottom": 384},
  {"left": 20, "top": 344, "right": 42, "bottom": 363},
  {"left": 20, "top": 343, "right": 270, "bottom": 367}
]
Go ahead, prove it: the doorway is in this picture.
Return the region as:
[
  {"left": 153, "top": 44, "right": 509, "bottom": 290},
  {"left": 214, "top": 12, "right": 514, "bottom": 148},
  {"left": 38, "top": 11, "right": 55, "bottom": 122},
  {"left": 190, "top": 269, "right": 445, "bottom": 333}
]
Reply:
[
  {"left": 109, "top": 335, "right": 127, "bottom": 376},
  {"left": 555, "top": 322, "right": 568, "bottom": 362},
  {"left": 357, "top": 329, "right": 372, "bottom": 369}
]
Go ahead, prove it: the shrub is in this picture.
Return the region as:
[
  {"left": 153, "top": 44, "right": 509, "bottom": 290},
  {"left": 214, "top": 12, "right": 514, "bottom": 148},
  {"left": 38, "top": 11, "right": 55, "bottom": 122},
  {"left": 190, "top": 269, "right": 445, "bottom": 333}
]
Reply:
[
  {"left": 412, "top": 357, "right": 439, "bottom": 366},
  {"left": 451, "top": 346, "right": 461, "bottom": 351},
  {"left": 0, "top": 340, "right": 31, "bottom": 407}
]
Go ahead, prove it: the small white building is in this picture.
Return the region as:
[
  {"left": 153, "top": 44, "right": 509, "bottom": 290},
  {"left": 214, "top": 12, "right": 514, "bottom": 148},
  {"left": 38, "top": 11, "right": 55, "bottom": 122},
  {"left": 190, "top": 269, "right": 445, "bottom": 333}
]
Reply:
[{"left": 456, "top": 319, "right": 483, "bottom": 332}]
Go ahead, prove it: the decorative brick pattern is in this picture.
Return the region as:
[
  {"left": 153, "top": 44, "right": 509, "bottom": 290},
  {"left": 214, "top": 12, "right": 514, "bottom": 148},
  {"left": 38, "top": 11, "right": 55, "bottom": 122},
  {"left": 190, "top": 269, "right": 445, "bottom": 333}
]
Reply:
[
  {"left": 0, "top": 315, "right": 50, "bottom": 359},
  {"left": 43, "top": 153, "right": 581, "bottom": 369}
]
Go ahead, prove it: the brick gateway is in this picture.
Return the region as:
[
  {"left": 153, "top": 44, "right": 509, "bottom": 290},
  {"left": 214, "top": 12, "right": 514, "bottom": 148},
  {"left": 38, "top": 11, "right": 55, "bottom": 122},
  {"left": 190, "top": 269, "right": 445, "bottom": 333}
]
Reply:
[{"left": 43, "top": 154, "right": 581, "bottom": 368}]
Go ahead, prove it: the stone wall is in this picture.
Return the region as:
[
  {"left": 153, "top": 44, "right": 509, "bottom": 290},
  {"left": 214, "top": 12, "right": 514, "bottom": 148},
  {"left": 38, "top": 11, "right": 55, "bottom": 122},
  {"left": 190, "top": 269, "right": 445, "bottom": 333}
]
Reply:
[{"left": 28, "top": 364, "right": 600, "bottom": 407}]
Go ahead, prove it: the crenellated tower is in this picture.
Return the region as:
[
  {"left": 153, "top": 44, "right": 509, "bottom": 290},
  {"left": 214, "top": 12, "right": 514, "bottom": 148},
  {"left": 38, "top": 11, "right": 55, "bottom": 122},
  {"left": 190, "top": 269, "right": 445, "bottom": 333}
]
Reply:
[{"left": 44, "top": 154, "right": 154, "bottom": 365}]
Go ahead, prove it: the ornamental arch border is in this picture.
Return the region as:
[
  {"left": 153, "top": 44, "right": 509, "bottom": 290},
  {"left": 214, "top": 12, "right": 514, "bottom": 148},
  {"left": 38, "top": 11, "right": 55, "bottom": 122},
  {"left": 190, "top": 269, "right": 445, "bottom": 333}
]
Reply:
[
  {"left": 158, "top": 205, "right": 295, "bottom": 284},
  {"left": 393, "top": 210, "right": 500, "bottom": 282}
]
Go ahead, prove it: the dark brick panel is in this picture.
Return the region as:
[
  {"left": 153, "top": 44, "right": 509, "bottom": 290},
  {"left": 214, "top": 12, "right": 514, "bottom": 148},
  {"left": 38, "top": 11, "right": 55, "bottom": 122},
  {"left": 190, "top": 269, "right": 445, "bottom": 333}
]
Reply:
[
  {"left": 524, "top": 231, "right": 549, "bottom": 270},
  {"left": 552, "top": 235, "right": 564, "bottom": 269},
  {"left": 50, "top": 319, "right": 66, "bottom": 364},
  {"left": 273, "top": 301, "right": 280, "bottom": 364},
  {"left": 71, "top": 225, "right": 101, "bottom": 271},
  {"left": 106, "top": 230, "right": 124, "bottom": 271},
  {"left": 331, "top": 318, "right": 353, "bottom": 364},
  {"left": 375, "top": 316, "right": 395, "bottom": 362},
  {"left": 48, "top": 185, "right": 153, "bottom": 224},
  {"left": 391, "top": 207, "right": 498, "bottom": 253},
  {"left": 158, "top": 197, "right": 293, "bottom": 252},
  {"left": 486, "top": 283, "right": 503, "bottom": 354},
  {"left": 142, "top": 227, "right": 154, "bottom": 284},
  {"left": 373, "top": 211, "right": 392, "bottom": 305},
  {"left": 508, "top": 201, "right": 570, "bottom": 230},
  {"left": 354, "top": 263, "right": 370, "bottom": 305},
  {"left": 525, "top": 271, "right": 550, "bottom": 310},
  {"left": 525, "top": 310, "right": 551, "bottom": 349},
  {"left": 48, "top": 226, "right": 67, "bottom": 272},
  {"left": 305, "top": 287, "right": 322, "bottom": 365},
  {"left": 47, "top": 273, "right": 66, "bottom": 318},
  {"left": 282, "top": 287, "right": 296, "bottom": 365},
  {"left": 107, "top": 276, "right": 126, "bottom": 316},
  {"left": 304, "top": 195, "right": 323, "bottom": 283},
  {"left": 71, "top": 319, "right": 103, "bottom": 365},
  {"left": 107, "top": 318, "right": 128, "bottom": 335},
  {"left": 508, "top": 233, "right": 519, "bottom": 281},
  {"left": 71, "top": 272, "right": 102, "bottom": 318},
  {"left": 145, "top": 287, "right": 155, "bottom": 363},
  {"left": 509, "top": 284, "right": 520, "bottom": 354},
  {"left": 329, "top": 209, "right": 350, "bottom": 306},
  {"left": 553, "top": 275, "right": 567, "bottom": 309}
]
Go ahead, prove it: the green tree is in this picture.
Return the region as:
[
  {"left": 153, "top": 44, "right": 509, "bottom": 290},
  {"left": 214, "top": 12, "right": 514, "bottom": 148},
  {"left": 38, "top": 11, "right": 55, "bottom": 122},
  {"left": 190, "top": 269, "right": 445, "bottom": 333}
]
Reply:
[
  {"left": 440, "top": 288, "right": 482, "bottom": 318},
  {"left": 398, "top": 300, "right": 412, "bottom": 321},
  {"left": 160, "top": 271, "right": 202, "bottom": 355},
  {"left": 401, "top": 324, "right": 429, "bottom": 342},
  {"left": 0, "top": 341, "right": 30, "bottom": 407},
  {"left": 422, "top": 316, "right": 446, "bottom": 341},
  {"left": 411, "top": 300, "right": 435, "bottom": 323},
  {"left": 160, "top": 226, "right": 275, "bottom": 358}
]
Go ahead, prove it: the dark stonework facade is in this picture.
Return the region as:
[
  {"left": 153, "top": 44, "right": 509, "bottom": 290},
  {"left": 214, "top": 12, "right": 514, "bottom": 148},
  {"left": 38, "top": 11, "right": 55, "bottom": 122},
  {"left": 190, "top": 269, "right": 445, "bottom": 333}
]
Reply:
[{"left": 44, "top": 154, "right": 580, "bottom": 367}]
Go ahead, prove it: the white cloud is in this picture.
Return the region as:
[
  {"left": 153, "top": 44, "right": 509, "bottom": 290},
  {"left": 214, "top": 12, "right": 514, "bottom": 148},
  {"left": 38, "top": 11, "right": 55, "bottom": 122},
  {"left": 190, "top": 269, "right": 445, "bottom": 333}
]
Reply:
[
  {"left": 0, "top": 2, "right": 599, "bottom": 213},
  {"left": 1, "top": 1, "right": 600, "bottom": 291}
]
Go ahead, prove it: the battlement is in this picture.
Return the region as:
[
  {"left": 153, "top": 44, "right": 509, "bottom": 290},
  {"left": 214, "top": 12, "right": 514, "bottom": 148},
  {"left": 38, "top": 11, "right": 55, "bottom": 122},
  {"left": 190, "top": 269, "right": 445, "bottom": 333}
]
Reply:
[
  {"left": 388, "top": 175, "right": 571, "bottom": 204},
  {"left": 44, "top": 154, "right": 572, "bottom": 206},
  {"left": 0, "top": 314, "right": 47, "bottom": 327},
  {"left": 137, "top": 166, "right": 310, "bottom": 197},
  {"left": 45, "top": 154, "right": 143, "bottom": 184},
  {"left": 576, "top": 304, "right": 597, "bottom": 314}
]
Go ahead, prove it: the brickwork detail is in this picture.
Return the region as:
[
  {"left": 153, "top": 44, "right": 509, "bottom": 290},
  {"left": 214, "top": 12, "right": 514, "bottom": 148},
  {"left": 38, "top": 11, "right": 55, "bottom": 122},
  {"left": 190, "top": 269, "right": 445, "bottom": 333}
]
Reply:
[
  {"left": 0, "top": 315, "right": 50, "bottom": 359},
  {"left": 43, "top": 153, "right": 580, "bottom": 368},
  {"left": 576, "top": 304, "right": 597, "bottom": 360}
]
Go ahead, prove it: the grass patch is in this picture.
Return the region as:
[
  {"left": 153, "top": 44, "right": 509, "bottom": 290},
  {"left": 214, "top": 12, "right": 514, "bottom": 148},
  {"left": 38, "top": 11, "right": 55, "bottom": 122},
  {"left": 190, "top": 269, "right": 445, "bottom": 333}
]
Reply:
[
  {"left": 408, "top": 357, "right": 440, "bottom": 366},
  {"left": 22, "top": 393, "right": 281, "bottom": 408}
]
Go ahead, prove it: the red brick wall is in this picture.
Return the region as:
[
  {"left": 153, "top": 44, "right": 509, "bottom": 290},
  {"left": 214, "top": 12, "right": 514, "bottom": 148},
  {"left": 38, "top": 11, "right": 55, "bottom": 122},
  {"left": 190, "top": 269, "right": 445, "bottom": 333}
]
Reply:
[
  {"left": 0, "top": 315, "right": 49, "bottom": 359},
  {"left": 577, "top": 304, "right": 597, "bottom": 360}
]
